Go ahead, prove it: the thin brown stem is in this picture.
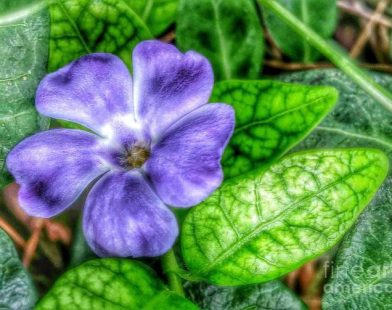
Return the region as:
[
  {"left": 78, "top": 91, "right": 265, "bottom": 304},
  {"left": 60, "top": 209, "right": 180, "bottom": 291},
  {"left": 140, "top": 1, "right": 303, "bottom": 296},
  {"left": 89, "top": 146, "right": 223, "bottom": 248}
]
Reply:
[
  {"left": 264, "top": 59, "right": 392, "bottom": 73},
  {"left": 349, "top": 0, "right": 390, "bottom": 58},
  {"left": 338, "top": 0, "right": 392, "bottom": 28},
  {"left": 0, "top": 216, "right": 26, "bottom": 248},
  {"left": 23, "top": 218, "right": 44, "bottom": 267}
]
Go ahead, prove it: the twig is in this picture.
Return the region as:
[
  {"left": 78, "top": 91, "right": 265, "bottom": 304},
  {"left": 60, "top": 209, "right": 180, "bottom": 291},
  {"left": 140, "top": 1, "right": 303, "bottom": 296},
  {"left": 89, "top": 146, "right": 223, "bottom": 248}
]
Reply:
[
  {"left": 23, "top": 218, "right": 44, "bottom": 267},
  {"left": 159, "top": 30, "right": 175, "bottom": 43},
  {"left": 349, "top": 0, "right": 390, "bottom": 58},
  {"left": 338, "top": 0, "right": 392, "bottom": 28},
  {"left": 264, "top": 59, "right": 392, "bottom": 73},
  {"left": 0, "top": 216, "right": 26, "bottom": 248}
]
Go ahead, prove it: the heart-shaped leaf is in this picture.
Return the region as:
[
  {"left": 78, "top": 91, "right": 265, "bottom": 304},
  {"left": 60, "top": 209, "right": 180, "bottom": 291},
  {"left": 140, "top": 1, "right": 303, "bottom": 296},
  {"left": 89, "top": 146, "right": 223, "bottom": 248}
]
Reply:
[
  {"left": 0, "top": 0, "right": 49, "bottom": 188},
  {"left": 0, "top": 229, "right": 37, "bottom": 309},
  {"left": 279, "top": 69, "right": 392, "bottom": 308},
  {"left": 212, "top": 80, "right": 338, "bottom": 179},
  {"left": 36, "top": 259, "right": 198, "bottom": 309},
  {"left": 48, "top": 0, "right": 152, "bottom": 71},
  {"left": 176, "top": 0, "right": 264, "bottom": 80},
  {"left": 186, "top": 280, "right": 306, "bottom": 309},
  {"left": 181, "top": 148, "right": 388, "bottom": 286},
  {"left": 126, "top": 0, "right": 178, "bottom": 36},
  {"left": 263, "top": 0, "right": 337, "bottom": 62}
]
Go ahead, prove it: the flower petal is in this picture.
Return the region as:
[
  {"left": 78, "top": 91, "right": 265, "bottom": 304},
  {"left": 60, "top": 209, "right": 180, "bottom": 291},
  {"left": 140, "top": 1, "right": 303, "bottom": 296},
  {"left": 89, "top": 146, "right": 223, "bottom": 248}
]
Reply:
[
  {"left": 83, "top": 171, "right": 178, "bottom": 257},
  {"left": 36, "top": 53, "right": 134, "bottom": 136},
  {"left": 6, "top": 129, "right": 108, "bottom": 217},
  {"left": 133, "top": 40, "right": 214, "bottom": 139},
  {"left": 146, "top": 104, "right": 235, "bottom": 207}
]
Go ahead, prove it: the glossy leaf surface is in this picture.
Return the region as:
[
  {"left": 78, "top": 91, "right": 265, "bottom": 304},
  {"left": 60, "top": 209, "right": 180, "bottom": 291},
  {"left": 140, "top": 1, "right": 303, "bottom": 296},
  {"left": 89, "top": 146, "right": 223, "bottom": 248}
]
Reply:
[
  {"left": 212, "top": 80, "right": 338, "bottom": 179},
  {"left": 280, "top": 69, "right": 392, "bottom": 309},
  {"left": 182, "top": 149, "right": 388, "bottom": 285},
  {"left": 48, "top": 0, "right": 152, "bottom": 71},
  {"left": 0, "top": 0, "right": 49, "bottom": 188},
  {"left": 37, "top": 259, "right": 198, "bottom": 309}
]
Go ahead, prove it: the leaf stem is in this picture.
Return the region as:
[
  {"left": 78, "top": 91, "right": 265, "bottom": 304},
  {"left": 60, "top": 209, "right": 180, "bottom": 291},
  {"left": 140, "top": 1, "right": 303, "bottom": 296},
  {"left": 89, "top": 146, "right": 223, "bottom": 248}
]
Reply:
[
  {"left": 161, "top": 249, "right": 185, "bottom": 297},
  {"left": 258, "top": 0, "right": 392, "bottom": 112}
]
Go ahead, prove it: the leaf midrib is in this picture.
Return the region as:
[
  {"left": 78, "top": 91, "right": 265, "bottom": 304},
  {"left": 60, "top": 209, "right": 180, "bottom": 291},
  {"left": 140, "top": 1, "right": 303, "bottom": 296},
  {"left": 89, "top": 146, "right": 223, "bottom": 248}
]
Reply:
[
  {"left": 234, "top": 94, "right": 332, "bottom": 133},
  {"left": 195, "top": 159, "right": 376, "bottom": 276},
  {"left": 211, "top": 0, "right": 231, "bottom": 79},
  {"left": 316, "top": 126, "right": 392, "bottom": 150},
  {"left": 55, "top": 0, "right": 91, "bottom": 53}
]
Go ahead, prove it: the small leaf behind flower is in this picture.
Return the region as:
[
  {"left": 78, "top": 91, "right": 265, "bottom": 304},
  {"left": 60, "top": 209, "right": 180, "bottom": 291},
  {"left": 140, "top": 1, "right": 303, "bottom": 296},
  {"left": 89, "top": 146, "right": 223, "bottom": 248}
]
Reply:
[
  {"left": 212, "top": 80, "right": 338, "bottom": 179},
  {"left": 36, "top": 259, "right": 198, "bottom": 309},
  {"left": 181, "top": 148, "right": 388, "bottom": 286},
  {"left": 0, "top": 229, "right": 37, "bottom": 309},
  {"left": 125, "top": 0, "right": 178, "bottom": 36},
  {"left": 48, "top": 0, "right": 152, "bottom": 71},
  {"left": 176, "top": 0, "right": 264, "bottom": 80}
]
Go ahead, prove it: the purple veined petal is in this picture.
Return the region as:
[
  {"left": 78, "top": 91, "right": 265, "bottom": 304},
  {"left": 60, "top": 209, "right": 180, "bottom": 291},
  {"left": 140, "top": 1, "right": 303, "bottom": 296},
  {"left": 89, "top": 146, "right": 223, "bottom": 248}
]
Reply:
[
  {"left": 6, "top": 129, "right": 109, "bottom": 218},
  {"left": 83, "top": 170, "right": 178, "bottom": 257},
  {"left": 36, "top": 53, "right": 135, "bottom": 136},
  {"left": 146, "top": 104, "right": 235, "bottom": 208},
  {"left": 133, "top": 40, "right": 214, "bottom": 139}
]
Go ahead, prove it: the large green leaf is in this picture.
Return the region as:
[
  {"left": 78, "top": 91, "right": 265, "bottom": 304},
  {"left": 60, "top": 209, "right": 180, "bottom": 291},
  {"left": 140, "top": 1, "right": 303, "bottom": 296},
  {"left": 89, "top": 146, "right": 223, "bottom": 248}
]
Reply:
[
  {"left": 181, "top": 148, "right": 388, "bottom": 286},
  {"left": 48, "top": 0, "right": 152, "bottom": 71},
  {"left": 263, "top": 0, "right": 337, "bottom": 62},
  {"left": 0, "top": 229, "right": 37, "bottom": 309},
  {"left": 186, "top": 280, "right": 306, "bottom": 309},
  {"left": 0, "top": 0, "right": 49, "bottom": 188},
  {"left": 176, "top": 0, "right": 264, "bottom": 80},
  {"left": 212, "top": 80, "right": 338, "bottom": 179},
  {"left": 126, "top": 0, "right": 178, "bottom": 36},
  {"left": 36, "top": 259, "right": 198, "bottom": 309},
  {"left": 279, "top": 69, "right": 392, "bottom": 308}
]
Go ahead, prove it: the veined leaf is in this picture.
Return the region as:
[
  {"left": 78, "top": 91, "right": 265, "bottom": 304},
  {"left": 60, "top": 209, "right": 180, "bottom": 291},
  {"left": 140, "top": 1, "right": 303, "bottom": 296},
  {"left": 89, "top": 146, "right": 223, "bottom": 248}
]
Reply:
[
  {"left": 0, "top": 229, "right": 37, "bottom": 309},
  {"left": 279, "top": 69, "right": 392, "bottom": 308},
  {"left": 48, "top": 0, "right": 152, "bottom": 71},
  {"left": 126, "top": 0, "right": 178, "bottom": 36},
  {"left": 36, "top": 259, "right": 198, "bottom": 309},
  {"left": 176, "top": 0, "right": 264, "bottom": 80},
  {"left": 181, "top": 149, "right": 388, "bottom": 286},
  {"left": 185, "top": 280, "right": 306, "bottom": 310},
  {"left": 263, "top": 0, "right": 337, "bottom": 62},
  {"left": 0, "top": 0, "right": 49, "bottom": 188},
  {"left": 212, "top": 80, "right": 338, "bottom": 179}
]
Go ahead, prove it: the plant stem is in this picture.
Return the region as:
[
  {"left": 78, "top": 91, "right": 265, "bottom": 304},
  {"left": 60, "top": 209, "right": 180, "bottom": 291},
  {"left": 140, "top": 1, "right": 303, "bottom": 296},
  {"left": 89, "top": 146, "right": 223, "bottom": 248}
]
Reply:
[
  {"left": 258, "top": 0, "right": 392, "bottom": 112},
  {"left": 161, "top": 249, "right": 185, "bottom": 297}
]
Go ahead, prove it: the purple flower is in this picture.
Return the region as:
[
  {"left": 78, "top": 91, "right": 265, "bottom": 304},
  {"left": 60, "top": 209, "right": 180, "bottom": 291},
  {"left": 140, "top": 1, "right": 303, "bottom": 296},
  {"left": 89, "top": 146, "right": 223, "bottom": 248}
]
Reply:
[{"left": 6, "top": 41, "right": 235, "bottom": 257}]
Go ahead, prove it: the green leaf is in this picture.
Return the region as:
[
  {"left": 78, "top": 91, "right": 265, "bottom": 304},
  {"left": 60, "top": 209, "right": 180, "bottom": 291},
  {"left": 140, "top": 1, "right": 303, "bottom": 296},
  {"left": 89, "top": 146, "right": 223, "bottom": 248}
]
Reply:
[
  {"left": 36, "top": 259, "right": 198, "bottom": 309},
  {"left": 126, "top": 0, "right": 178, "bottom": 36},
  {"left": 181, "top": 148, "right": 388, "bottom": 286},
  {"left": 176, "top": 0, "right": 264, "bottom": 80},
  {"left": 0, "top": 229, "right": 37, "bottom": 309},
  {"left": 279, "top": 69, "right": 392, "bottom": 308},
  {"left": 0, "top": 0, "right": 49, "bottom": 188},
  {"left": 263, "top": 0, "right": 337, "bottom": 62},
  {"left": 185, "top": 280, "right": 306, "bottom": 309},
  {"left": 48, "top": 0, "right": 152, "bottom": 71},
  {"left": 212, "top": 80, "right": 338, "bottom": 179}
]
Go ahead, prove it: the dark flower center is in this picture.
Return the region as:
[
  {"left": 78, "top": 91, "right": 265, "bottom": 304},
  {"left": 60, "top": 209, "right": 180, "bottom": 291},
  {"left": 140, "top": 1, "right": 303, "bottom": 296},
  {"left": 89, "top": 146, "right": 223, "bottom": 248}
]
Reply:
[{"left": 125, "top": 145, "right": 150, "bottom": 169}]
